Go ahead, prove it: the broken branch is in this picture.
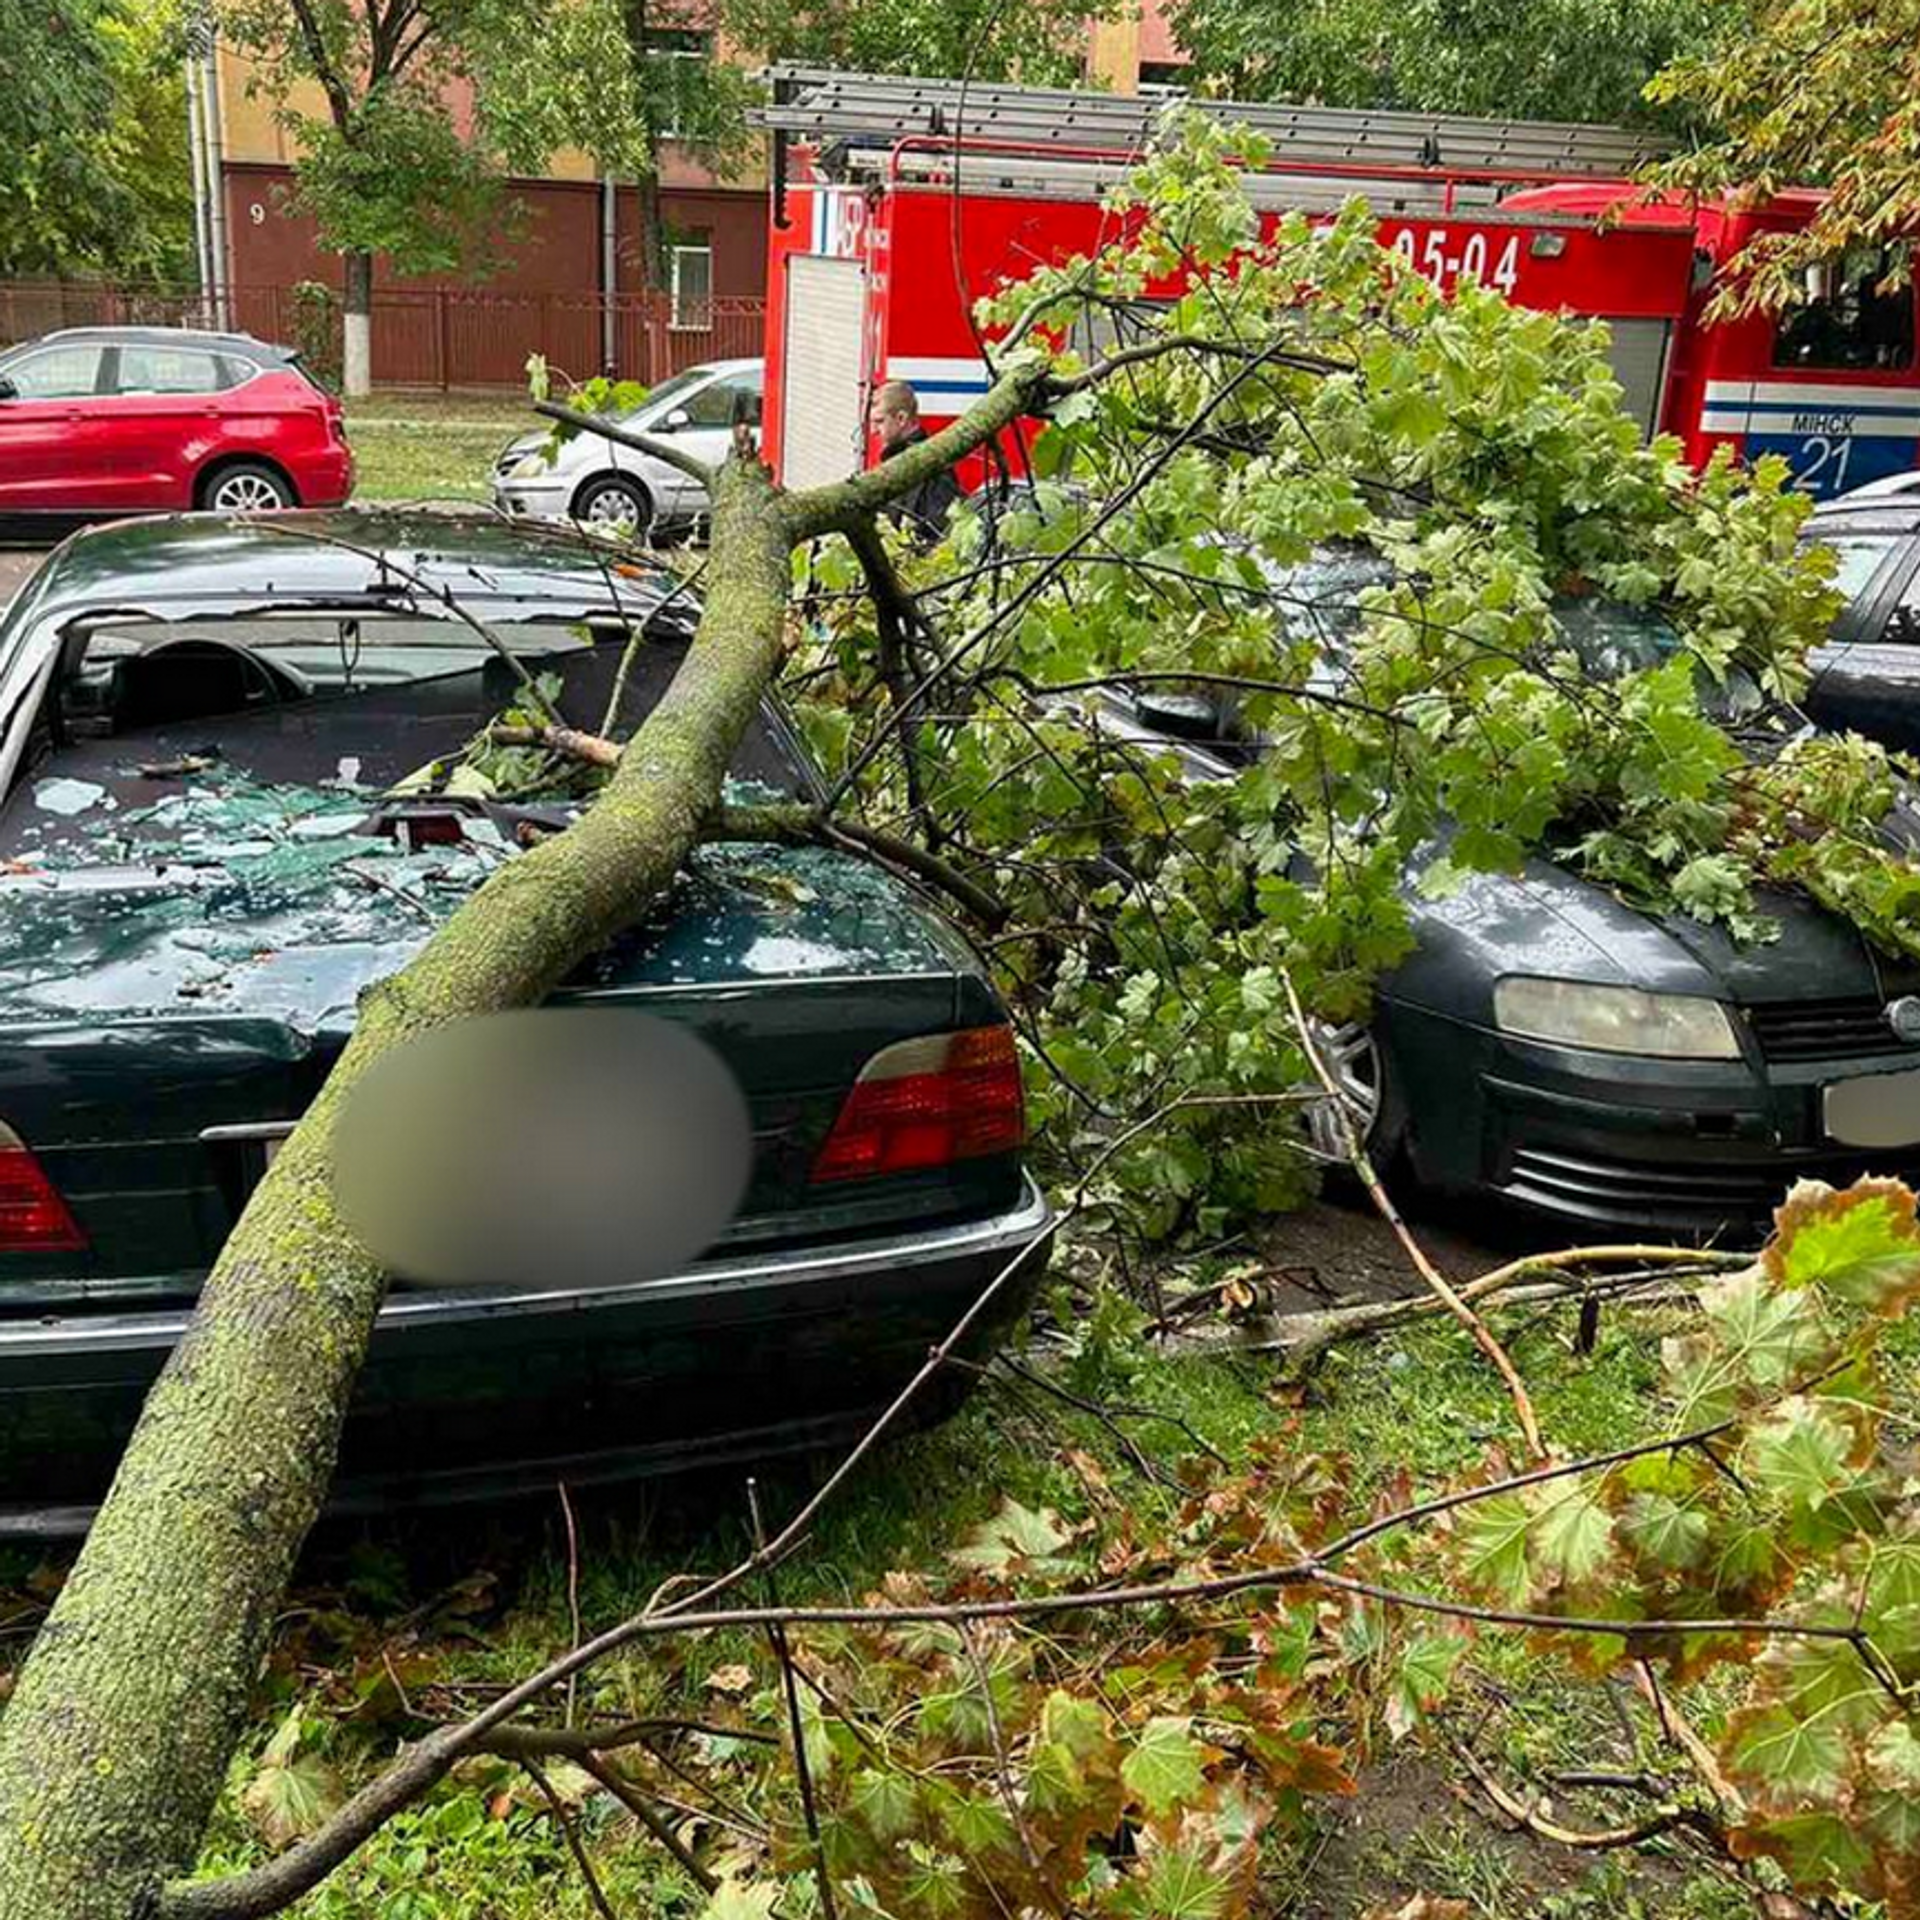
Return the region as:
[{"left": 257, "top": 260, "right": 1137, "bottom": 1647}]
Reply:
[
  {"left": 1281, "top": 967, "right": 1544, "bottom": 1460},
  {"left": 532, "top": 400, "right": 717, "bottom": 488}
]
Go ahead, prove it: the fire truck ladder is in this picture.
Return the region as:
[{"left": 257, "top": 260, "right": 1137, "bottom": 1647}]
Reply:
[{"left": 758, "top": 66, "right": 1671, "bottom": 214}]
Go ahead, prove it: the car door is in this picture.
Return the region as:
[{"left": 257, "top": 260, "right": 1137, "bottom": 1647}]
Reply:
[
  {"left": 1804, "top": 522, "right": 1920, "bottom": 750},
  {"left": 97, "top": 342, "right": 236, "bottom": 509},
  {"left": 0, "top": 344, "right": 111, "bottom": 511}
]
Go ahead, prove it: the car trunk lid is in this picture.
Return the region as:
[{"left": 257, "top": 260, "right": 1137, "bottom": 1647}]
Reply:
[{"left": 0, "top": 809, "right": 1006, "bottom": 1304}]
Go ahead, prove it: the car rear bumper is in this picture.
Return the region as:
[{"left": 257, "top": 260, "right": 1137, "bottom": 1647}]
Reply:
[
  {"left": 1385, "top": 999, "right": 1920, "bottom": 1237},
  {"left": 297, "top": 446, "right": 355, "bottom": 507},
  {"left": 0, "top": 1177, "right": 1054, "bottom": 1537}
]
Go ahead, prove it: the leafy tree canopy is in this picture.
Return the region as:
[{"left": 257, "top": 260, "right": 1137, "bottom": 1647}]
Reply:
[
  {"left": 1163, "top": 0, "right": 1720, "bottom": 127},
  {"left": 0, "top": 0, "right": 193, "bottom": 280},
  {"left": 1647, "top": 0, "right": 1920, "bottom": 312},
  {"left": 722, "top": 0, "right": 1096, "bottom": 89},
  {"left": 218, "top": 0, "right": 748, "bottom": 280},
  {"left": 798, "top": 115, "right": 1897, "bottom": 1235}
]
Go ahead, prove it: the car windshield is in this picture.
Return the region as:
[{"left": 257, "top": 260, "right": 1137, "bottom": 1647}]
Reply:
[
  {"left": 1804, "top": 526, "right": 1904, "bottom": 599},
  {"left": 618, "top": 366, "right": 710, "bottom": 423},
  {"left": 1237, "top": 548, "right": 1767, "bottom": 729}
]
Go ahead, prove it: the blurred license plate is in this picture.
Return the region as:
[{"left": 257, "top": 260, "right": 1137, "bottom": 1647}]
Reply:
[{"left": 1825, "top": 1067, "right": 1920, "bottom": 1148}]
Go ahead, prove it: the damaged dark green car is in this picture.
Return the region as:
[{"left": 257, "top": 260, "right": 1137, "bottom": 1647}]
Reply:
[{"left": 0, "top": 511, "right": 1051, "bottom": 1535}]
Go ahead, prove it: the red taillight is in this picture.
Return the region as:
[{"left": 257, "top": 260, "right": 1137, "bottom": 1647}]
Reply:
[
  {"left": 0, "top": 1137, "right": 86, "bottom": 1252},
  {"left": 811, "top": 1025, "right": 1026, "bottom": 1184}
]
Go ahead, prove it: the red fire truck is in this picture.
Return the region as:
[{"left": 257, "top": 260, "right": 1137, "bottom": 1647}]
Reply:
[{"left": 757, "top": 69, "right": 1920, "bottom": 503}]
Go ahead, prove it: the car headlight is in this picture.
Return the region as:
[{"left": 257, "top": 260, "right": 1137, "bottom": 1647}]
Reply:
[
  {"left": 1493, "top": 977, "right": 1742, "bottom": 1059},
  {"left": 510, "top": 452, "right": 553, "bottom": 481}
]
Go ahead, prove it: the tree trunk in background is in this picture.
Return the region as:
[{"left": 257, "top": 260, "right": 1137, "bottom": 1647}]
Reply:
[
  {"left": 621, "top": 0, "right": 668, "bottom": 292},
  {"left": 342, "top": 248, "right": 374, "bottom": 396},
  {"left": 0, "top": 460, "right": 797, "bottom": 1920},
  {"left": 637, "top": 170, "right": 667, "bottom": 292}
]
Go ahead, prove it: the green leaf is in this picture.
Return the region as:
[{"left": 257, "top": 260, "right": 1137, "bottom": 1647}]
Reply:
[
  {"left": 950, "top": 1499, "right": 1073, "bottom": 1575},
  {"left": 1453, "top": 1492, "right": 1535, "bottom": 1603},
  {"left": 1121, "top": 1716, "right": 1209, "bottom": 1817},
  {"left": 1530, "top": 1486, "right": 1615, "bottom": 1584},
  {"left": 1693, "top": 1265, "right": 1831, "bottom": 1397},
  {"left": 1769, "top": 1180, "right": 1920, "bottom": 1312},
  {"left": 896, "top": 1841, "right": 970, "bottom": 1919},
  {"left": 241, "top": 1736, "right": 346, "bottom": 1852},
  {"left": 1619, "top": 1493, "right": 1709, "bottom": 1571},
  {"left": 1864, "top": 1720, "right": 1920, "bottom": 1848},
  {"left": 1737, "top": 1808, "right": 1876, "bottom": 1892},
  {"left": 1113, "top": 1838, "right": 1235, "bottom": 1920},
  {"left": 931, "top": 1784, "right": 1020, "bottom": 1860},
  {"left": 1725, "top": 1703, "right": 1850, "bottom": 1801},
  {"left": 1744, "top": 1398, "right": 1855, "bottom": 1513},
  {"left": 1386, "top": 1633, "right": 1462, "bottom": 1741},
  {"left": 1040, "top": 1689, "right": 1109, "bottom": 1761},
  {"left": 849, "top": 1767, "right": 921, "bottom": 1844}
]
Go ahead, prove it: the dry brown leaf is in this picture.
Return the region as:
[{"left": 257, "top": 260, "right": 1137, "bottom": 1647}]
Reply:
[
  {"left": 1362, "top": 1897, "right": 1472, "bottom": 1920},
  {"left": 706, "top": 1662, "right": 755, "bottom": 1696}
]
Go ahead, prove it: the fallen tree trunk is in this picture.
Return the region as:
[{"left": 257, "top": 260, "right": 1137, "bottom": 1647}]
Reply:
[
  {"left": 0, "top": 461, "right": 792, "bottom": 1919},
  {"left": 0, "top": 368, "right": 1051, "bottom": 1919}
]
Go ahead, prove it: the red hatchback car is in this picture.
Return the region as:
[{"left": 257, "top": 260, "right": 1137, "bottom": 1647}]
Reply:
[{"left": 0, "top": 326, "right": 353, "bottom": 523}]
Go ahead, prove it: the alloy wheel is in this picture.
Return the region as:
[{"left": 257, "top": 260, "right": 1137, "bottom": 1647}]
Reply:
[
  {"left": 1300, "top": 1018, "right": 1383, "bottom": 1162},
  {"left": 578, "top": 482, "right": 648, "bottom": 536},
  {"left": 208, "top": 469, "right": 289, "bottom": 512}
]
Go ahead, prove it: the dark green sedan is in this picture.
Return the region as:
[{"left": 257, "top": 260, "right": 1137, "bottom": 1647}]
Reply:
[{"left": 0, "top": 511, "right": 1051, "bottom": 1535}]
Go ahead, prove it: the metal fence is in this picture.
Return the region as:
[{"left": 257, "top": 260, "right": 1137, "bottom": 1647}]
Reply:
[{"left": 0, "top": 280, "right": 766, "bottom": 389}]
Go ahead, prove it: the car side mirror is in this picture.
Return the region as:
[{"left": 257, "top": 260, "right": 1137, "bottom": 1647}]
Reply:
[
  {"left": 0, "top": 377, "right": 17, "bottom": 402},
  {"left": 662, "top": 406, "right": 692, "bottom": 430}
]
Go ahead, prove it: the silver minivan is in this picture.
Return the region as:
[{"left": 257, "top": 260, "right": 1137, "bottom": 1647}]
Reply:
[{"left": 491, "top": 357, "right": 763, "bottom": 538}]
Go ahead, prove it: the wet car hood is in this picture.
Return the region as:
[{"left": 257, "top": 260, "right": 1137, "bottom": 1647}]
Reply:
[{"left": 1391, "top": 848, "right": 1914, "bottom": 1018}]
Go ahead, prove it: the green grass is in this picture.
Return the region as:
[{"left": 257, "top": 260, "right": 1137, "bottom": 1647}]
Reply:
[
  {"left": 343, "top": 392, "right": 534, "bottom": 504},
  {"left": 5, "top": 1265, "right": 1780, "bottom": 1920}
]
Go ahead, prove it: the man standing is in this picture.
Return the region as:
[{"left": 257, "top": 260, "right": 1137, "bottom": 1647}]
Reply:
[{"left": 869, "top": 380, "right": 964, "bottom": 546}]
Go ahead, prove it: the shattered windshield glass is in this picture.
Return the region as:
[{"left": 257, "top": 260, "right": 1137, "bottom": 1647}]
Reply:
[
  {"left": 0, "top": 602, "right": 811, "bottom": 870},
  {"left": 0, "top": 599, "right": 821, "bottom": 1024}
]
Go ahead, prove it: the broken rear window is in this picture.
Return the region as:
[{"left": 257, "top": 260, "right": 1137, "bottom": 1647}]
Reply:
[{"left": 0, "top": 603, "right": 813, "bottom": 857}]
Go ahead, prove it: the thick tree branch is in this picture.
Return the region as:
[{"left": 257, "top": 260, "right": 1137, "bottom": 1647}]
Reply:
[
  {"left": 577, "top": 1753, "right": 718, "bottom": 1895},
  {"left": 783, "top": 362, "right": 1055, "bottom": 541},
  {"left": 286, "top": 0, "right": 356, "bottom": 130},
  {"left": 1051, "top": 336, "right": 1345, "bottom": 394},
  {"left": 842, "top": 512, "right": 941, "bottom": 836},
  {"left": 479, "top": 724, "right": 1013, "bottom": 928},
  {"left": 521, "top": 1759, "right": 621, "bottom": 1920},
  {"left": 2, "top": 460, "right": 797, "bottom": 1920}
]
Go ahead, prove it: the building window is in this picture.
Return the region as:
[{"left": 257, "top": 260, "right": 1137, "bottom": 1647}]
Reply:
[
  {"left": 1773, "top": 247, "right": 1916, "bottom": 372},
  {"left": 670, "top": 243, "right": 713, "bottom": 330},
  {"left": 1137, "top": 61, "right": 1191, "bottom": 98}
]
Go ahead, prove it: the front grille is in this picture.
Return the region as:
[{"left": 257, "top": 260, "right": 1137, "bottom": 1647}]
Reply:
[
  {"left": 1505, "top": 1142, "right": 1920, "bottom": 1230},
  {"left": 1745, "top": 997, "right": 1914, "bottom": 1063},
  {"left": 1508, "top": 1146, "right": 1784, "bottom": 1216}
]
